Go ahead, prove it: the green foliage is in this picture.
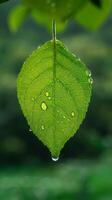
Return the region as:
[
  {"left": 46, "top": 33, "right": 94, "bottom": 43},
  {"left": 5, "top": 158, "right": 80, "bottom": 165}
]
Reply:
[
  {"left": 32, "top": 9, "right": 67, "bottom": 32},
  {"left": 75, "top": 0, "right": 111, "bottom": 30},
  {"left": 23, "top": 0, "right": 88, "bottom": 21},
  {"left": 8, "top": 5, "right": 30, "bottom": 32},
  {"left": 17, "top": 39, "right": 92, "bottom": 157},
  {"left": 0, "top": 0, "right": 112, "bottom": 31}
]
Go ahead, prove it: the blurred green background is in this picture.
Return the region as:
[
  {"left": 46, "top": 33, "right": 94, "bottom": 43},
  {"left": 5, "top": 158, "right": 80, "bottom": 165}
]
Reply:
[{"left": 0, "top": 0, "right": 112, "bottom": 199}]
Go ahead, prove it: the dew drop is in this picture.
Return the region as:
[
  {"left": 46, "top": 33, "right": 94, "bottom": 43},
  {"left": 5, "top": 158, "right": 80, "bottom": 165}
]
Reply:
[
  {"left": 29, "top": 128, "right": 32, "bottom": 132},
  {"left": 41, "top": 125, "right": 45, "bottom": 130},
  {"left": 88, "top": 77, "right": 93, "bottom": 84},
  {"left": 41, "top": 102, "right": 47, "bottom": 111},
  {"left": 63, "top": 116, "right": 66, "bottom": 119},
  {"left": 71, "top": 112, "right": 75, "bottom": 117},
  {"left": 52, "top": 157, "right": 59, "bottom": 162},
  {"left": 45, "top": 92, "right": 49, "bottom": 97},
  {"left": 86, "top": 70, "right": 91, "bottom": 77},
  {"left": 48, "top": 97, "right": 51, "bottom": 100}
]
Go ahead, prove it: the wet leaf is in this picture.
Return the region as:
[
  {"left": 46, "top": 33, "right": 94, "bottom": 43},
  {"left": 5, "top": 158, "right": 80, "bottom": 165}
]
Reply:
[{"left": 17, "top": 40, "right": 92, "bottom": 157}]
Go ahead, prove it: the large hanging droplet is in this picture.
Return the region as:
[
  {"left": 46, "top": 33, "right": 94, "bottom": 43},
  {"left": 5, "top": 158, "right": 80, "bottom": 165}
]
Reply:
[{"left": 52, "top": 157, "right": 59, "bottom": 162}]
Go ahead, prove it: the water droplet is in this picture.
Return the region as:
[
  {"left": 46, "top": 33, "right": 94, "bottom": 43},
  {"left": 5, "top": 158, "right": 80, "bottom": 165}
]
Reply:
[
  {"left": 52, "top": 157, "right": 59, "bottom": 162},
  {"left": 63, "top": 116, "right": 66, "bottom": 119},
  {"left": 86, "top": 70, "right": 91, "bottom": 77},
  {"left": 29, "top": 128, "right": 32, "bottom": 132},
  {"left": 48, "top": 97, "right": 51, "bottom": 100},
  {"left": 41, "top": 102, "right": 47, "bottom": 111},
  {"left": 45, "top": 92, "right": 49, "bottom": 97},
  {"left": 41, "top": 125, "right": 45, "bottom": 130},
  {"left": 88, "top": 77, "right": 93, "bottom": 84},
  {"left": 71, "top": 112, "right": 75, "bottom": 117}
]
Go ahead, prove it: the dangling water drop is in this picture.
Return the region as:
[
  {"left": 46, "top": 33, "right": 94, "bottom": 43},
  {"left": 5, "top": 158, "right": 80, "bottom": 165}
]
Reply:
[
  {"left": 52, "top": 157, "right": 59, "bottom": 162},
  {"left": 29, "top": 128, "right": 32, "bottom": 132},
  {"left": 41, "top": 102, "right": 47, "bottom": 111}
]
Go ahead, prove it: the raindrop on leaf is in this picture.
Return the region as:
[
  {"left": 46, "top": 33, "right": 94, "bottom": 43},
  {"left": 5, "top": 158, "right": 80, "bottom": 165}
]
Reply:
[
  {"left": 41, "top": 102, "right": 47, "bottom": 111},
  {"left": 71, "top": 112, "right": 75, "bottom": 117}
]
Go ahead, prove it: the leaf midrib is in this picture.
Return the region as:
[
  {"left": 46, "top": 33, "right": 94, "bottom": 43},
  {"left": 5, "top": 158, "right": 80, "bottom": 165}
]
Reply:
[{"left": 52, "top": 38, "right": 57, "bottom": 151}]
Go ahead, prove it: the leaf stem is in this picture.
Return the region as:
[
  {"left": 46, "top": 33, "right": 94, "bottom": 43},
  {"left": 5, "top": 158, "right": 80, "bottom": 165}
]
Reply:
[{"left": 52, "top": 19, "right": 56, "bottom": 41}]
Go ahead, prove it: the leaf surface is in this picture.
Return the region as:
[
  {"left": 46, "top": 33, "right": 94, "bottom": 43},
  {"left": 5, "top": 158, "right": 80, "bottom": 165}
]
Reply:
[{"left": 17, "top": 40, "right": 92, "bottom": 157}]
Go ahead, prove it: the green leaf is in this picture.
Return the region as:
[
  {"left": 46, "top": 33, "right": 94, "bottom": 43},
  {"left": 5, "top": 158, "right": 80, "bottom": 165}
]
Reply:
[
  {"left": 23, "top": 0, "right": 88, "bottom": 21},
  {"left": 32, "top": 9, "right": 67, "bottom": 32},
  {"left": 17, "top": 40, "right": 92, "bottom": 157},
  {"left": 8, "top": 5, "right": 30, "bottom": 32},
  {"left": 75, "top": 0, "right": 111, "bottom": 30}
]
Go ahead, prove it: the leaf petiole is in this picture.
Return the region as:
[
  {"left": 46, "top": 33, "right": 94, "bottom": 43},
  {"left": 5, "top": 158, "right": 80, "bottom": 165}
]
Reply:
[{"left": 52, "top": 19, "right": 56, "bottom": 41}]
